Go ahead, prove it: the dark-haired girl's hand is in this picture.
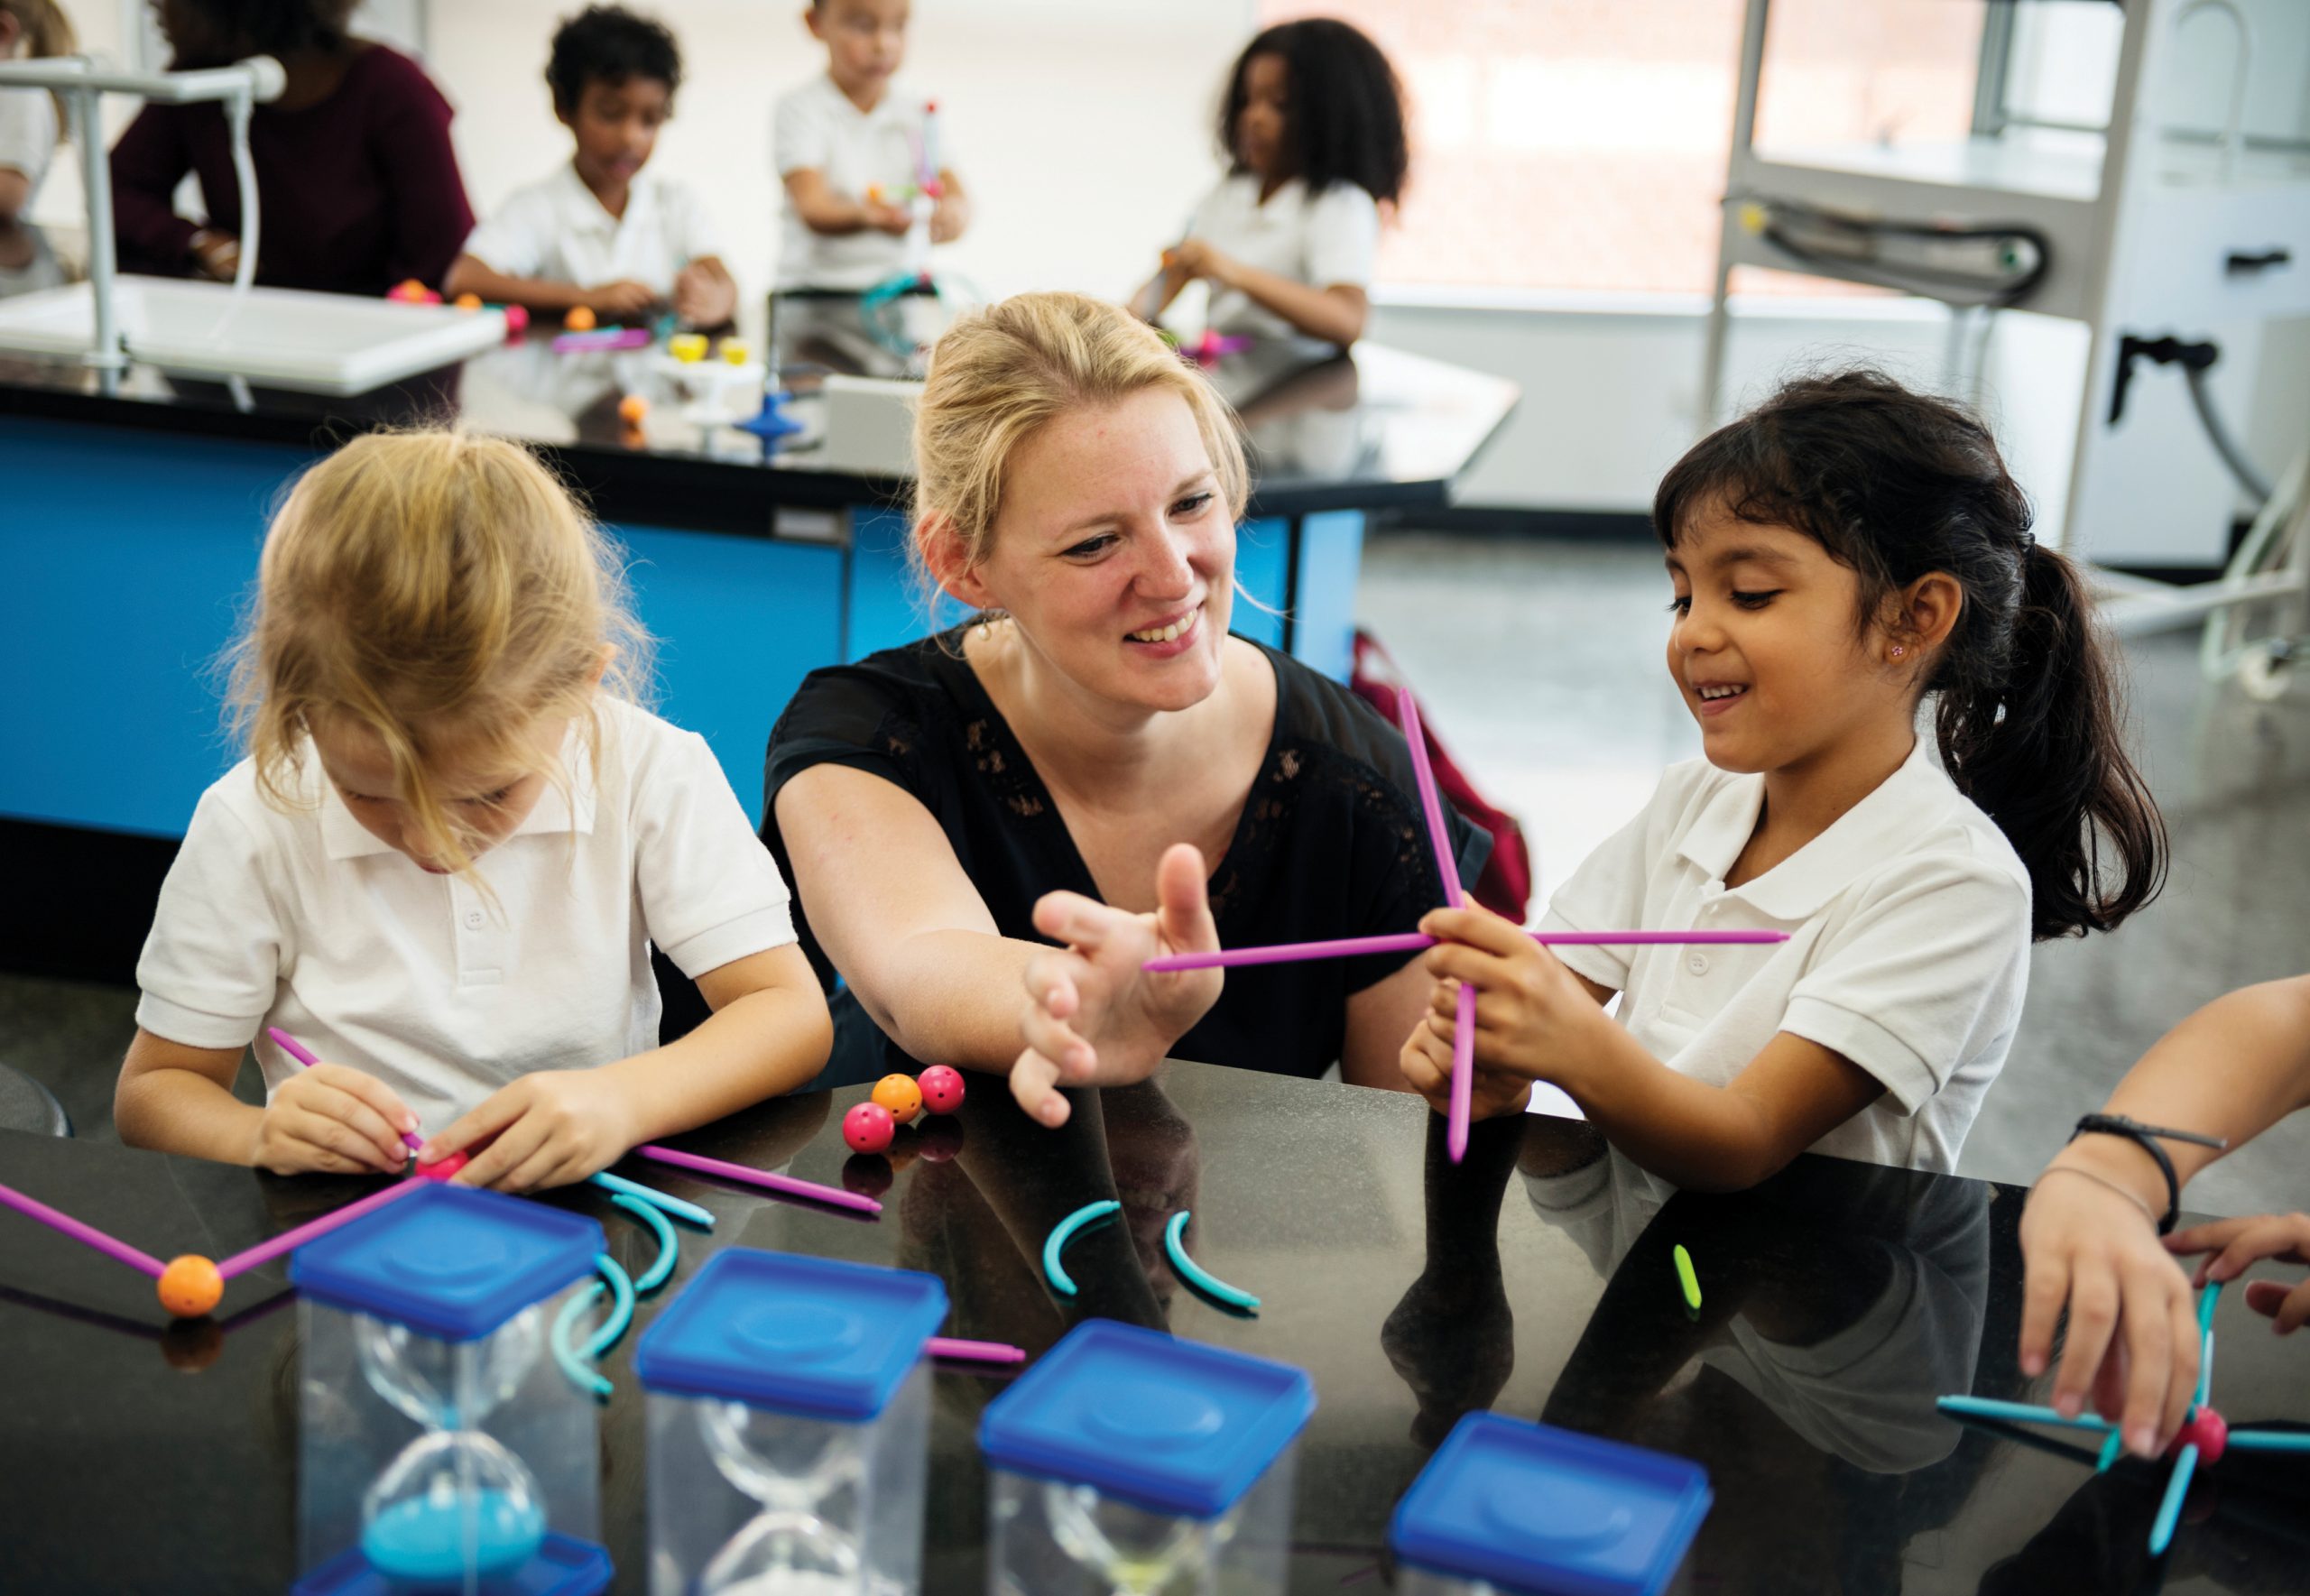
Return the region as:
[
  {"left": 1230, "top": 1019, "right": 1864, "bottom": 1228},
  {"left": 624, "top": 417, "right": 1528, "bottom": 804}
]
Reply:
[
  {"left": 1009, "top": 844, "right": 1223, "bottom": 1129},
  {"left": 1166, "top": 238, "right": 1238, "bottom": 290}
]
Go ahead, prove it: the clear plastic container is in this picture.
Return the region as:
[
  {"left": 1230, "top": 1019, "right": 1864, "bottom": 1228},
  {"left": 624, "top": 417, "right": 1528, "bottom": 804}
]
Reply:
[
  {"left": 634, "top": 1247, "right": 949, "bottom": 1596},
  {"left": 290, "top": 1182, "right": 611, "bottom": 1596},
  {"left": 1387, "top": 1412, "right": 1712, "bottom": 1596},
  {"left": 979, "top": 1319, "right": 1315, "bottom": 1596}
]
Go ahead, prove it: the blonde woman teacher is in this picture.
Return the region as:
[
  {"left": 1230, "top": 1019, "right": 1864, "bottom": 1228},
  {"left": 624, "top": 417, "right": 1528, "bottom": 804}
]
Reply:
[{"left": 763, "top": 291, "right": 1485, "bottom": 1124}]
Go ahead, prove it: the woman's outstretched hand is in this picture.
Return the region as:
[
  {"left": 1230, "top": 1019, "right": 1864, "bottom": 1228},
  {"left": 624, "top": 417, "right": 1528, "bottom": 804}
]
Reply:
[{"left": 1010, "top": 844, "right": 1223, "bottom": 1128}]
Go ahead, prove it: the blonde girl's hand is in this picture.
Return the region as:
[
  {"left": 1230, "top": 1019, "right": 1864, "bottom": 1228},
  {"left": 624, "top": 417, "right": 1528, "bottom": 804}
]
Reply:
[
  {"left": 1398, "top": 981, "right": 1534, "bottom": 1121},
  {"left": 1417, "top": 905, "right": 1608, "bottom": 1083},
  {"left": 1010, "top": 843, "right": 1223, "bottom": 1129},
  {"left": 252, "top": 1064, "right": 419, "bottom": 1177},
  {"left": 420, "top": 1069, "right": 633, "bottom": 1194},
  {"left": 2169, "top": 1212, "right": 2310, "bottom": 1333},
  {"left": 2018, "top": 1159, "right": 2202, "bottom": 1457}
]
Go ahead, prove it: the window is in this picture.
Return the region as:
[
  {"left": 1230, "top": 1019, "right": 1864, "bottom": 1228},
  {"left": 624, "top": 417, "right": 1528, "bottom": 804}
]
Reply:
[{"left": 1257, "top": 1, "right": 1987, "bottom": 297}]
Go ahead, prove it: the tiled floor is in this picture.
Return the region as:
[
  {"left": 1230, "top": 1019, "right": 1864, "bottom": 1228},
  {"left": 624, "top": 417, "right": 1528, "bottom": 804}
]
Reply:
[{"left": 5, "top": 528, "right": 2305, "bottom": 1218}]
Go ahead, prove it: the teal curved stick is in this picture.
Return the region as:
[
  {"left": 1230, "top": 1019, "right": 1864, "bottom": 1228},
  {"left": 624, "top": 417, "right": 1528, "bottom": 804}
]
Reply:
[
  {"left": 552, "top": 1283, "right": 613, "bottom": 1399},
  {"left": 610, "top": 1194, "right": 679, "bottom": 1293},
  {"left": 2191, "top": 1279, "right": 2222, "bottom": 1415},
  {"left": 590, "top": 1170, "right": 715, "bottom": 1230},
  {"left": 2094, "top": 1426, "right": 2125, "bottom": 1473},
  {"left": 584, "top": 1252, "right": 637, "bottom": 1360},
  {"left": 2148, "top": 1443, "right": 2197, "bottom": 1555},
  {"left": 1041, "top": 1200, "right": 1121, "bottom": 1297},
  {"left": 1163, "top": 1211, "right": 1260, "bottom": 1312}
]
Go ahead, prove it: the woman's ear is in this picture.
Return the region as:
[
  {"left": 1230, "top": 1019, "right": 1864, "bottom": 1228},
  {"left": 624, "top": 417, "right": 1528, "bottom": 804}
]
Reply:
[{"left": 916, "top": 512, "right": 994, "bottom": 610}]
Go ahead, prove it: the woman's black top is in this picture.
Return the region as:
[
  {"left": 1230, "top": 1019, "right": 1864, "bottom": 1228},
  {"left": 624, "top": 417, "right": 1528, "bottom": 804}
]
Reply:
[{"left": 762, "top": 629, "right": 1490, "bottom": 1084}]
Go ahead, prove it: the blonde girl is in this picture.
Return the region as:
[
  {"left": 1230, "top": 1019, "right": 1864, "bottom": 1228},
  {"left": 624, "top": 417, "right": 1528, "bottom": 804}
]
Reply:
[
  {"left": 117, "top": 431, "right": 831, "bottom": 1191},
  {"left": 0, "top": 0, "right": 74, "bottom": 221}
]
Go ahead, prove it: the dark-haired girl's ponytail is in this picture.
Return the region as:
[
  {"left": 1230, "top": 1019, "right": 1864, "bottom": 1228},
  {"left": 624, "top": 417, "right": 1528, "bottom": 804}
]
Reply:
[{"left": 1936, "top": 541, "right": 2167, "bottom": 940}]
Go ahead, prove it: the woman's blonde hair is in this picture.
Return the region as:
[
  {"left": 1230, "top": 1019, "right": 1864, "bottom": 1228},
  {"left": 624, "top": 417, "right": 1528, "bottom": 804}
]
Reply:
[
  {"left": 228, "top": 430, "right": 651, "bottom": 876},
  {"left": 0, "top": 0, "right": 79, "bottom": 131},
  {"left": 910, "top": 291, "right": 1251, "bottom": 595}
]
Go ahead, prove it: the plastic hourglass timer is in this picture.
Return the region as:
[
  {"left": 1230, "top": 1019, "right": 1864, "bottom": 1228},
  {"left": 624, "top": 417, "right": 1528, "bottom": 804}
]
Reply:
[
  {"left": 1390, "top": 1414, "right": 1713, "bottom": 1596},
  {"left": 289, "top": 1184, "right": 613, "bottom": 1595},
  {"left": 633, "top": 1247, "right": 948, "bottom": 1595},
  {"left": 977, "top": 1320, "right": 1316, "bottom": 1596}
]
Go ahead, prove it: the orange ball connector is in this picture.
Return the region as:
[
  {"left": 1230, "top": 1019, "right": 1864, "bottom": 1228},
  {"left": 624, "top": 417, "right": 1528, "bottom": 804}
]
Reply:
[
  {"left": 158, "top": 1254, "right": 225, "bottom": 1318},
  {"left": 453, "top": 292, "right": 484, "bottom": 311},
  {"left": 617, "top": 394, "right": 650, "bottom": 426},
  {"left": 871, "top": 1073, "right": 924, "bottom": 1126},
  {"left": 565, "top": 305, "right": 598, "bottom": 332}
]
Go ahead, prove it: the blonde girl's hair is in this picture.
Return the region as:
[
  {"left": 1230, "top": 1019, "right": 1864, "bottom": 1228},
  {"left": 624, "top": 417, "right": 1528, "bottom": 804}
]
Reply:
[
  {"left": 910, "top": 291, "right": 1251, "bottom": 599},
  {"left": 0, "top": 0, "right": 79, "bottom": 132},
  {"left": 227, "top": 430, "right": 653, "bottom": 877}
]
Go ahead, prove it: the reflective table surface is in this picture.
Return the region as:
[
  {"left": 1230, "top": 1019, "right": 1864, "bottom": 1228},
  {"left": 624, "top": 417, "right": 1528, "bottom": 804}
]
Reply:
[{"left": 2, "top": 1064, "right": 2304, "bottom": 1594}]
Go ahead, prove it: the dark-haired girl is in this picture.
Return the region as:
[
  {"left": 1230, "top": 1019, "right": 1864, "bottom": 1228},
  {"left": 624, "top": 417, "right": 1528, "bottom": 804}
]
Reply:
[
  {"left": 1404, "top": 371, "right": 2168, "bottom": 1191},
  {"left": 109, "top": 0, "right": 474, "bottom": 296},
  {"left": 1133, "top": 16, "right": 1407, "bottom": 350}
]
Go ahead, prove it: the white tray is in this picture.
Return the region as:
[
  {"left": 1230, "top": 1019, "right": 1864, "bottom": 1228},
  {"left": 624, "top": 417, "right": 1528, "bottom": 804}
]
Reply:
[{"left": 0, "top": 276, "right": 508, "bottom": 395}]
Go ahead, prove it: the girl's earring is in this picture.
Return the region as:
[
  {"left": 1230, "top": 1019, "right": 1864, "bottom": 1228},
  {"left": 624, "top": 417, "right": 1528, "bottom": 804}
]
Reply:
[{"left": 1890, "top": 644, "right": 1907, "bottom": 660}]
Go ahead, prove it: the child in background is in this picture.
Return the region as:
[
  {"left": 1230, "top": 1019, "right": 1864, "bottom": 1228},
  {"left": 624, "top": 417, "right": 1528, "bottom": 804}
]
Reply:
[
  {"left": 116, "top": 431, "right": 831, "bottom": 1192},
  {"left": 448, "top": 5, "right": 734, "bottom": 326},
  {"left": 0, "top": 0, "right": 74, "bottom": 222},
  {"left": 1133, "top": 18, "right": 1407, "bottom": 351},
  {"left": 773, "top": 0, "right": 968, "bottom": 291},
  {"left": 1405, "top": 372, "right": 2168, "bottom": 1190},
  {"left": 2019, "top": 973, "right": 2310, "bottom": 1461}
]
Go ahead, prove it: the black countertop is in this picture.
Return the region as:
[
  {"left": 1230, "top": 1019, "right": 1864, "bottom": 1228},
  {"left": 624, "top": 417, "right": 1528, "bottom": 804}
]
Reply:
[
  {"left": 0, "top": 224, "right": 1518, "bottom": 531},
  {"left": 3, "top": 1066, "right": 2303, "bottom": 1595}
]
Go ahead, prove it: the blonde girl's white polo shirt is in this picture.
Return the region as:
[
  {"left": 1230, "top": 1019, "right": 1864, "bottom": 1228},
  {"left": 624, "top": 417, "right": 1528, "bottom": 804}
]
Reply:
[
  {"left": 1538, "top": 738, "right": 2033, "bottom": 1174},
  {"left": 462, "top": 162, "right": 724, "bottom": 296},
  {"left": 134, "top": 697, "right": 795, "bottom": 1134}
]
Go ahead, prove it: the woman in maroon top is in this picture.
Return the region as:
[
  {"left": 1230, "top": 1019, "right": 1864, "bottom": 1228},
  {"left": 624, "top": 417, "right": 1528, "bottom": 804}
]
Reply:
[{"left": 110, "top": 0, "right": 474, "bottom": 296}]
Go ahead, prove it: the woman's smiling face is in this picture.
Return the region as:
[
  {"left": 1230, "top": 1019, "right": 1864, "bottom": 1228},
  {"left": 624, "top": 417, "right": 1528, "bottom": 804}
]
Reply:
[{"left": 965, "top": 386, "right": 1236, "bottom": 715}]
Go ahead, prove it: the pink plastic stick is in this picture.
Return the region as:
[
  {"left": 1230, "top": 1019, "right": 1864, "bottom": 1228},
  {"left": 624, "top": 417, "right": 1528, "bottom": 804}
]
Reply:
[
  {"left": 637, "top": 1145, "right": 882, "bottom": 1216},
  {"left": 0, "top": 1178, "right": 169, "bottom": 1278},
  {"left": 928, "top": 1335, "right": 1025, "bottom": 1365},
  {"left": 215, "top": 1176, "right": 428, "bottom": 1281},
  {"left": 1393, "top": 693, "right": 1479, "bottom": 1163},
  {"left": 1144, "top": 927, "right": 1785, "bottom": 973},
  {"left": 269, "top": 1028, "right": 425, "bottom": 1153}
]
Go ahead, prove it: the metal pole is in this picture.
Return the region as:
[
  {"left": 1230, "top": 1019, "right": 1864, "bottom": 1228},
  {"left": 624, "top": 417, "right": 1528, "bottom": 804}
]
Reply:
[{"left": 62, "top": 81, "right": 125, "bottom": 393}]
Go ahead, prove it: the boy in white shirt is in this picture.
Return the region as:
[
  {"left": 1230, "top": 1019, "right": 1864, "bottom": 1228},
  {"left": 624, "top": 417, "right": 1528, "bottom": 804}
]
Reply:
[
  {"left": 774, "top": 0, "right": 968, "bottom": 292},
  {"left": 448, "top": 5, "right": 735, "bottom": 327},
  {"left": 0, "top": 0, "right": 73, "bottom": 223}
]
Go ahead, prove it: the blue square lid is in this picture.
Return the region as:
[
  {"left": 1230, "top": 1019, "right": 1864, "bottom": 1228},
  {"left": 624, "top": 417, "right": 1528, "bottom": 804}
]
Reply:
[
  {"left": 289, "top": 1184, "right": 604, "bottom": 1343},
  {"left": 1388, "top": 1413, "right": 1711, "bottom": 1596},
  {"left": 978, "top": 1320, "right": 1316, "bottom": 1520},
  {"left": 633, "top": 1248, "right": 948, "bottom": 1421}
]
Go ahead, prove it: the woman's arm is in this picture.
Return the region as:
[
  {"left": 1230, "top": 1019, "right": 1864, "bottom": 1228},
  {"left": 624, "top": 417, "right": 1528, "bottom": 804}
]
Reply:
[
  {"left": 108, "top": 104, "right": 202, "bottom": 272},
  {"left": 1342, "top": 960, "right": 1429, "bottom": 1091}
]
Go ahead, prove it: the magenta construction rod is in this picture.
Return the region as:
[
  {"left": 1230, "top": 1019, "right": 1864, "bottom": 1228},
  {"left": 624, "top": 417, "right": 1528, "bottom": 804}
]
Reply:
[
  {"left": 636, "top": 1144, "right": 882, "bottom": 1216},
  {"left": 215, "top": 1176, "right": 428, "bottom": 1281},
  {"left": 0, "top": 1179, "right": 169, "bottom": 1278},
  {"left": 1144, "top": 927, "right": 1788, "bottom": 973},
  {"left": 928, "top": 1335, "right": 1026, "bottom": 1365}
]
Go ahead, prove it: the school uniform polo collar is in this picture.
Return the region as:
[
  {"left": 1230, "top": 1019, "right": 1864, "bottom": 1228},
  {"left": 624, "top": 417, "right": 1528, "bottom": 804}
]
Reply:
[
  {"left": 550, "top": 161, "right": 653, "bottom": 242},
  {"left": 318, "top": 731, "right": 600, "bottom": 862},
  {"left": 1679, "top": 737, "right": 1957, "bottom": 921}
]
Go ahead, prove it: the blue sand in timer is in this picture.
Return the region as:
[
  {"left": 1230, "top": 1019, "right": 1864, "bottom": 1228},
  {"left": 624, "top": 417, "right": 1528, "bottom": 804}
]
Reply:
[
  {"left": 978, "top": 1319, "right": 1316, "bottom": 1595},
  {"left": 291, "top": 1184, "right": 612, "bottom": 1596},
  {"left": 1390, "top": 1413, "right": 1713, "bottom": 1596},
  {"left": 635, "top": 1248, "right": 948, "bottom": 1595}
]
